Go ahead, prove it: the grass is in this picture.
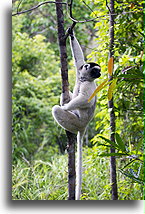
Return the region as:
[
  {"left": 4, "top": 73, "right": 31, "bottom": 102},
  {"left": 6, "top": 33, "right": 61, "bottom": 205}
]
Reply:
[{"left": 12, "top": 147, "right": 143, "bottom": 200}]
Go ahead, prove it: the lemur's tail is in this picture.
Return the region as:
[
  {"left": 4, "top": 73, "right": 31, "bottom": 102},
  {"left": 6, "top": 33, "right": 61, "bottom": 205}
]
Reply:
[{"left": 76, "top": 131, "right": 84, "bottom": 200}]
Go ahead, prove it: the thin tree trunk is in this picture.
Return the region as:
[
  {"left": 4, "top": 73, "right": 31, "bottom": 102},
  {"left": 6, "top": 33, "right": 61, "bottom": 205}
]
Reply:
[
  {"left": 66, "top": 132, "right": 76, "bottom": 200},
  {"left": 108, "top": 0, "right": 118, "bottom": 200},
  {"left": 55, "top": 0, "right": 76, "bottom": 200}
]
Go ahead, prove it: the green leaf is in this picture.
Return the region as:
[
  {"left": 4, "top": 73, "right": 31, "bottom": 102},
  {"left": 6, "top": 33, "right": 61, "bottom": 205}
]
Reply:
[
  {"left": 135, "top": 140, "right": 143, "bottom": 155},
  {"left": 119, "top": 169, "right": 144, "bottom": 184},
  {"left": 99, "top": 152, "right": 127, "bottom": 157},
  {"left": 121, "top": 160, "right": 135, "bottom": 170},
  {"left": 98, "top": 136, "right": 119, "bottom": 150},
  {"left": 115, "top": 133, "right": 127, "bottom": 152},
  {"left": 117, "top": 74, "right": 143, "bottom": 79},
  {"left": 94, "top": 142, "right": 111, "bottom": 148},
  {"left": 12, "top": 180, "right": 28, "bottom": 189}
]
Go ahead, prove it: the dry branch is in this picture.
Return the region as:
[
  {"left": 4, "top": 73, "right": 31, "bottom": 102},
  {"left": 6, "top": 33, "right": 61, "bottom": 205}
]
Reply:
[
  {"left": 108, "top": 0, "right": 118, "bottom": 200},
  {"left": 12, "top": 1, "right": 67, "bottom": 16},
  {"left": 55, "top": 0, "right": 76, "bottom": 200}
]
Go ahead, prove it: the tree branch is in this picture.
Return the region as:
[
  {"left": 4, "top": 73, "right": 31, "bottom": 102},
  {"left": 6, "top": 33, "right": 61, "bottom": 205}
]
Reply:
[
  {"left": 68, "top": 0, "right": 143, "bottom": 23},
  {"left": 12, "top": 1, "right": 67, "bottom": 16},
  {"left": 106, "top": 0, "right": 111, "bottom": 14},
  {"left": 108, "top": 0, "right": 118, "bottom": 200},
  {"left": 82, "top": 1, "right": 98, "bottom": 18},
  {"left": 65, "top": 21, "right": 76, "bottom": 39},
  {"left": 67, "top": 0, "right": 96, "bottom": 23},
  {"left": 12, "top": 0, "right": 143, "bottom": 23},
  {"left": 55, "top": 0, "right": 76, "bottom": 200}
]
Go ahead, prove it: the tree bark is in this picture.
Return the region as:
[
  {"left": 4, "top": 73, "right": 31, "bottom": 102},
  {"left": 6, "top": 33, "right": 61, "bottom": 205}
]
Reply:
[
  {"left": 108, "top": 0, "right": 118, "bottom": 200},
  {"left": 55, "top": 0, "right": 76, "bottom": 200}
]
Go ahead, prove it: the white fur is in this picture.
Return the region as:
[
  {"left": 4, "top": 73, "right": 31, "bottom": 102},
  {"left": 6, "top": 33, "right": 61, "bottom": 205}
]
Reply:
[{"left": 52, "top": 34, "right": 99, "bottom": 200}]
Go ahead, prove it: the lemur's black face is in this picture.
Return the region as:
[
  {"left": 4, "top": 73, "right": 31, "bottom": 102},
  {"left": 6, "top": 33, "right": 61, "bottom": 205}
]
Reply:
[
  {"left": 79, "top": 62, "right": 101, "bottom": 82},
  {"left": 81, "top": 62, "right": 101, "bottom": 79},
  {"left": 88, "top": 62, "right": 101, "bottom": 79}
]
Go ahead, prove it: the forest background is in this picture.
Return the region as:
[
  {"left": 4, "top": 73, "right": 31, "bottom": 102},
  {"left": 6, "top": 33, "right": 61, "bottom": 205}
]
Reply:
[{"left": 12, "top": 0, "right": 144, "bottom": 200}]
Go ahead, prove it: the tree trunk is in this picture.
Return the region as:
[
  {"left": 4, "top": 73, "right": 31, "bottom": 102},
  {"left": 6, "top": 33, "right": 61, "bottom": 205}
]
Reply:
[
  {"left": 55, "top": 0, "right": 76, "bottom": 200},
  {"left": 108, "top": 0, "right": 118, "bottom": 200}
]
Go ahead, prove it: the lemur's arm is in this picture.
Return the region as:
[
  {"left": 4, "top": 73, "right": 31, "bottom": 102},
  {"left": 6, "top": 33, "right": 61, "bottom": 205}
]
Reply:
[
  {"left": 60, "top": 91, "right": 73, "bottom": 106},
  {"left": 61, "top": 83, "right": 93, "bottom": 110},
  {"left": 61, "top": 95, "right": 88, "bottom": 111},
  {"left": 69, "top": 32, "right": 85, "bottom": 71}
]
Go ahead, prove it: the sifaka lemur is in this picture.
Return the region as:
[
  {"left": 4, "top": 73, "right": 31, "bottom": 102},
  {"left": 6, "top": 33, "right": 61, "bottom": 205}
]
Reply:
[{"left": 52, "top": 29, "right": 101, "bottom": 200}]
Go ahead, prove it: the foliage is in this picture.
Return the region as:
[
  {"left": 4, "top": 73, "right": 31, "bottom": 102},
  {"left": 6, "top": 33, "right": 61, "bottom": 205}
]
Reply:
[
  {"left": 12, "top": 147, "right": 143, "bottom": 200},
  {"left": 87, "top": 0, "right": 144, "bottom": 152},
  {"left": 12, "top": 0, "right": 98, "bottom": 57},
  {"left": 87, "top": 0, "right": 144, "bottom": 195},
  {"left": 12, "top": 155, "right": 68, "bottom": 200},
  {"left": 88, "top": 57, "right": 117, "bottom": 102},
  {"left": 12, "top": 15, "right": 65, "bottom": 161},
  {"left": 12, "top": 0, "right": 144, "bottom": 200},
  {"left": 12, "top": 0, "right": 99, "bottom": 162},
  {"left": 91, "top": 133, "right": 144, "bottom": 185}
]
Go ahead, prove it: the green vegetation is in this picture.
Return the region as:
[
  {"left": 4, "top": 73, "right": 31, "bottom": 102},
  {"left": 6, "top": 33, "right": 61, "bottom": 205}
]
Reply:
[
  {"left": 12, "top": 0, "right": 144, "bottom": 200},
  {"left": 12, "top": 147, "right": 143, "bottom": 200}
]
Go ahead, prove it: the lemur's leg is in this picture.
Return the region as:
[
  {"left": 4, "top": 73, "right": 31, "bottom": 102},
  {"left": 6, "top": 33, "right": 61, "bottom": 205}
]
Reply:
[{"left": 52, "top": 105, "right": 84, "bottom": 133}]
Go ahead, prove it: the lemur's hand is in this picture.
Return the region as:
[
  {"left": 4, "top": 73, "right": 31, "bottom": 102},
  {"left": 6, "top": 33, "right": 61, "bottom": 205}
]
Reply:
[
  {"left": 67, "top": 27, "right": 74, "bottom": 39},
  {"left": 61, "top": 104, "right": 68, "bottom": 111}
]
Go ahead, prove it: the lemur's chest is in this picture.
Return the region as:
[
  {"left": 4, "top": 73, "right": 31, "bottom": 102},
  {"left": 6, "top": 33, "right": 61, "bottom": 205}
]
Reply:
[
  {"left": 73, "top": 81, "right": 96, "bottom": 97},
  {"left": 72, "top": 81, "right": 81, "bottom": 98}
]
